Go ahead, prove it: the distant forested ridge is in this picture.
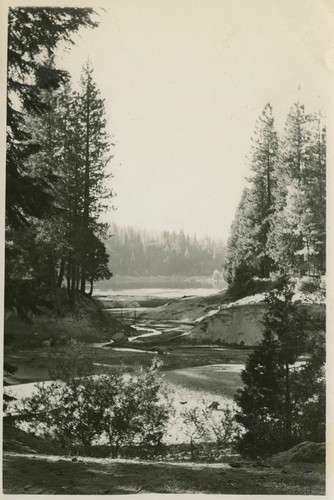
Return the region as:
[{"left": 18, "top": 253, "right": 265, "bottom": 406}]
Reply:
[
  {"left": 225, "top": 102, "right": 326, "bottom": 295},
  {"left": 105, "top": 225, "right": 226, "bottom": 276}
]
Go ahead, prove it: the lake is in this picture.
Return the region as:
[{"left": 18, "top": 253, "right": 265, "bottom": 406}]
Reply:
[{"left": 93, "top": 275, "right": 227, "bottom": 299}]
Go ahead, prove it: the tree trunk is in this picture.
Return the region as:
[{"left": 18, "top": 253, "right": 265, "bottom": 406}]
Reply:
[
  {"left": 88, "top": 276, "right": 94, "bottom": 297},
  {"left": 67, "top": 254, "right": 72, "bottom": 295},
  {"left": 70, "top": 258, "right": 76, "bottom": 304},
  {"left": 57, "top": 256, "right": 66, "bottom": 287},
  {"left": 267, "top": 148, "right": 271, "bottom": 209},
  {"left": 285, "top": 362, "right": 292, "bottom": 444},
  {"left": 76, "top": 265, "right": 80, "bottom": 291},
  {"left": 81, "top": 73, "right": 91, "bottom": 293},
  {"left": 80, "top": 258, "right": 86, "bottom": 293},
  {"left": 113, "top": 442, "right": 120, "bottom": 459},
  {"left": 50, "top": 249, "right": 61, "bottom": 315},
  {"left": 190, "top": 438, "right": 195, "bottom": 460}
]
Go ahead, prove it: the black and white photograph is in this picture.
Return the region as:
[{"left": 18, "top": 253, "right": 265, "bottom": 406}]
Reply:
[{"left": 1, "top": 0, "right": 332, "bottom": 495}]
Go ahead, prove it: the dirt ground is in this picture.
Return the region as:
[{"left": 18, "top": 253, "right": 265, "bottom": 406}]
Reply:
[
  {"left": 3, "top": 451, "right": 325, "bottom": 495},
  {"left": 2, "top": 424, "right": 325, "bottom": 495}
]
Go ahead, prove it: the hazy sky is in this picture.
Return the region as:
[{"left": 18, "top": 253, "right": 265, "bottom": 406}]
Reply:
[{"left": 57, "top": 0, "right": 333, "bottom": 241}]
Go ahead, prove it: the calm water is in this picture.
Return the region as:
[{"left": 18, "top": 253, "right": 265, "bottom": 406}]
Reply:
[{"left": 94, "top": 276, "right": 227, "bottom": 299}]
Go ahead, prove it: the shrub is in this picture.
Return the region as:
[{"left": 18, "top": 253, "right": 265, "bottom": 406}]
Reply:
[
  {"left": 102, "top": 359, "right": 170, "bottom": 458},
  {"left": 181, "top": 400, "right": 240, "bottom": 461},
  {"left": 17, "top": 374, "right": 120, "bottom": 449},
  {"left": 48, "top": 338, "right": 95, "bottom": 381},
  {"left": 298, "top": 279, "right": 318, "bottom": 294},
  {"left": 16, "top": 354, "right": 170, "bottom": 457}
]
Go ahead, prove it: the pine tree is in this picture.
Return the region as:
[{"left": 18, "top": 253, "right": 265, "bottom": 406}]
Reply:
[
  {"left": 224, "top": 188, "right": 256, "bottom": 294},
  {"left": 6, "top": 60, "right": 114, "bottom": 311},
  {"left": 295, "top": 113, "right": 326, "bottom": 275},
  {"left": 6, "top": 61, "right": 70, "bottom": 314},
  {"left": 226, "top": 102, "right": 326, "bottom": 295},
  {"left": 224, "top": 104, "right": 279, "bottom": 294},
  {"left": 235, "top": 276, "right": 325, "bottom": 458},
  {"left": 6, "top": 7, "right": 98, "bottom": 228},
  {"left": 248, "top": 103, "right": 278, "bottom": 277},
  {"left": 234, "top": 329, "right": 286, "bottom": 457},
  {"left": 58, "top": 62, "right": 113, "bottom": 297},
  {"left": 5, "top": 8, "right": 99, "bottom": 315},
  {"left": 267, "top": 104, "right": 326, "bottom": 276}
]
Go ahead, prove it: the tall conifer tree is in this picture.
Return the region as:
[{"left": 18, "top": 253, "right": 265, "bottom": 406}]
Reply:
[
  {"left": 267, "top": 104, "right": 326, "bottom": 275},
  {"left": 74, "top": 61, "right": 112, "bottom": 294},
  {"left": 248, "top": 103, "right": 278, "bottom": 277}
]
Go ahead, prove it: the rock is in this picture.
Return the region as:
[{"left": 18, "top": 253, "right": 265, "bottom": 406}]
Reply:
[
  {"left": 228, "top": 462, "right": 242, "bottom": 468},
  {"left": 267, "top": 442, "right": 325, "bottom": 466},
  {"left": 111, "top": 331, "right": 128, "bottom": 343}
]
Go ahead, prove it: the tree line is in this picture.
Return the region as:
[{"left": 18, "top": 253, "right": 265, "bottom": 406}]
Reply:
[
  {"left": 6, "top": 8, "right": 112, "bottom": 316},
  {"left": 225, "top": 103, "right": 326, "bottom": 456},
  {"left": 224, "top": 103, "right": 326, "bottom": 296},
  {"left": 106, "top": 224, "right": 226, "bottom": 277}
]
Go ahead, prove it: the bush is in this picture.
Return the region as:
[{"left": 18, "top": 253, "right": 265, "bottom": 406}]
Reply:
[
  {"left": 16, "top": 351, "right": 170, "bottom": 457},
  {"left": 48, "top": 338, "right": 95, "bottom": 381},
  {"left": 101, "top": 359, "right": 170, "bottom": 458},
  {"left": 180, "top": 400, "right": 241, "bottom": 461},
  {"left": 18, "top": 375, "right": 119, "bottom": 449}
]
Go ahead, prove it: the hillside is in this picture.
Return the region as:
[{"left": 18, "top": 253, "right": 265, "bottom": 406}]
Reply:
[{"left": 4, "top": 290, "right": 135, "bottom": 353}]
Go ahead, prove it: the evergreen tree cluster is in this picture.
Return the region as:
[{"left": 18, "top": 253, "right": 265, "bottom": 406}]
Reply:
[
  {"left": 225, "top": 103, "right": 326, "bottom": 295},
  {"left": 235, "top": 276, "right": 325, "bottom": 458},
  {"left": 105, "top": 224, "right": 226, "bottom": 276},
  {"left": 6, "top": 8, "right": 112, "bottom": 316}
]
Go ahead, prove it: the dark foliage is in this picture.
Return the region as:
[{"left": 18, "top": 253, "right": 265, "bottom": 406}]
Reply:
[
  {"left": 225, "top": 103, "right": 326, "bottom": 296},
  {"left": 235, "top": 277, "right": 325, "bottom": 458},
  {"left": 5, "top": 10, "right": 116, "bottom": 317},
  {"left": 7, "top": 7, "right": 98, "bottom": 228}
]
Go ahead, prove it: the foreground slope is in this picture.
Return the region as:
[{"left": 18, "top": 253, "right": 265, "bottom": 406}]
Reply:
[{"left": 3, "top": 424, "right": 325, "bottom": 495}]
